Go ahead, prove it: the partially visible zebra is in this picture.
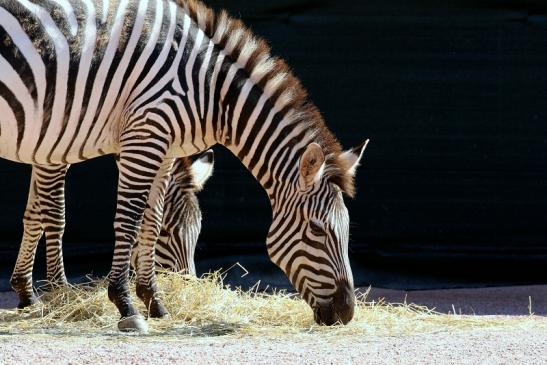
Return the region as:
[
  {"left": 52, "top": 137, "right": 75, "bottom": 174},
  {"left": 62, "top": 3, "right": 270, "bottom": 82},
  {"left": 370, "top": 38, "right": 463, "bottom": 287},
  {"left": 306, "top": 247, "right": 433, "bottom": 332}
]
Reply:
[
  {"left": 0, "top": 0, "right": 368, "bottom": 332},
  {"left": 143, "top": 152, "right": 214, "bottom": 274},
  {"left": 10, "top": 151, "right": 214, "bottom": 308}
]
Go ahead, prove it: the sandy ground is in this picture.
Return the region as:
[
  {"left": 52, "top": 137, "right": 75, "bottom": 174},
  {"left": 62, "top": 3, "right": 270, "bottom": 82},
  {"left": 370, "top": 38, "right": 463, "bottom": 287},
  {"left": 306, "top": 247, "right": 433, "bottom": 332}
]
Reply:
[
  {"left": 0, "top": 327, "right": 547, "bottom": 365},
  {"left": 1, "top": 287, "right": 547, "bottom": 364}
]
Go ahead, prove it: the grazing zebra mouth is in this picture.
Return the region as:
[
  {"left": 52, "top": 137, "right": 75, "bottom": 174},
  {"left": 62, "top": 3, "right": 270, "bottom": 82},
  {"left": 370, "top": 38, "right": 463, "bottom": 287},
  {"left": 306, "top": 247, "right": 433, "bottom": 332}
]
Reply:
[
  {"left": 313, "top": 305, "right": 338, "bottom": 326},
  {"left": 313, "top": 304, "right": 352, "bottom": 326},
  {"left": 312, "top": 283, "right": 356, "bottom": 325}
]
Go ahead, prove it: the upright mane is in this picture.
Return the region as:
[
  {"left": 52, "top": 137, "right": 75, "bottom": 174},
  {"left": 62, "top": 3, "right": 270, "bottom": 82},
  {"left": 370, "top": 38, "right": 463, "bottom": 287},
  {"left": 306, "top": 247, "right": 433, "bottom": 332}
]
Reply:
[{"left": 177, "top": 0, "right": 357, "bottom": 196}]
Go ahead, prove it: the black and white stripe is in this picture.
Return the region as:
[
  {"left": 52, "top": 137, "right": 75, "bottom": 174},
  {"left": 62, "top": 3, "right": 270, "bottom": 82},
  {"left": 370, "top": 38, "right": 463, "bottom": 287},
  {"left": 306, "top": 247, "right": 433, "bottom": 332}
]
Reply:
[{"left": 1, "top": 0, "right": 367, "bottom": 330}]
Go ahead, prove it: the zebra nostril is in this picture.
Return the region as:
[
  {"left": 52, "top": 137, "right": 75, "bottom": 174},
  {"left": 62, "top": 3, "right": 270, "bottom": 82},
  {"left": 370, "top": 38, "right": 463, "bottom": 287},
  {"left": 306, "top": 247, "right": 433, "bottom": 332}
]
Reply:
[{"left": 332, "top": 282, "right": 355, "bottom": 325}]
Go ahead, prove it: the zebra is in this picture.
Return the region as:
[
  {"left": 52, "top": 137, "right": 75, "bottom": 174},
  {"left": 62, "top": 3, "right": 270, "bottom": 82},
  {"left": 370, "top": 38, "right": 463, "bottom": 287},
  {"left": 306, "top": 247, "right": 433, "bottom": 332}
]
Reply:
[
  {"left": 144, "top": 151, "right": 214, "bottom": 274},
  {"left": 10, "top": 151, "right": 214, "bottom": 309},
  {"left": 0, "top": 0, "right": 368, "bottom": 331}
]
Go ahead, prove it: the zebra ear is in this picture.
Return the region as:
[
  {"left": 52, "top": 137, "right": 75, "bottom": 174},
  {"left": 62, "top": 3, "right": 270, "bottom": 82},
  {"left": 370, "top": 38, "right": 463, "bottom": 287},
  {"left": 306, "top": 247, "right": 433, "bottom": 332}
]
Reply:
[
  {"left": 299, "top": 143, "right": 326, "bottom": 190},
  {"left": 190, "top": 149, "right": 214, "bottom": 191},
  {"left": 340, "top": 139, "right": 369, "bottom": 177}
]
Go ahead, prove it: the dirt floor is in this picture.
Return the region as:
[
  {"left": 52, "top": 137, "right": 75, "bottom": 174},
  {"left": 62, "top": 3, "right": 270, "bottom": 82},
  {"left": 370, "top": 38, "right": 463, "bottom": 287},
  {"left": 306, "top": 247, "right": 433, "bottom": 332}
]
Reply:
[
  {"left": 1, "top": 327, "right": 547, "bottom": 365},
  {"left": 1, "top": 286, "right": 547, "bottom": 364}
]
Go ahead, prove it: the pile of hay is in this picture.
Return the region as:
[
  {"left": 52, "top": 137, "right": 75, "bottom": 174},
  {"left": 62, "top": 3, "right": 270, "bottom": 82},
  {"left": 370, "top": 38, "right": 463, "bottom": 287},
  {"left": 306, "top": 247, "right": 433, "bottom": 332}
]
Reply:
[{"left": 0, "top": 272, "right": 531, "bottom": 337}]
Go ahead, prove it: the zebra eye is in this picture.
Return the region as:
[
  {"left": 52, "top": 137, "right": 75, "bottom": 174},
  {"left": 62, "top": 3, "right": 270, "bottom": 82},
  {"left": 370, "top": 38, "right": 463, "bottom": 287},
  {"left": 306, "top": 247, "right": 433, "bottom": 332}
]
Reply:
[{"left": 309, "top": 220, "right": 326, "bottom": 236}]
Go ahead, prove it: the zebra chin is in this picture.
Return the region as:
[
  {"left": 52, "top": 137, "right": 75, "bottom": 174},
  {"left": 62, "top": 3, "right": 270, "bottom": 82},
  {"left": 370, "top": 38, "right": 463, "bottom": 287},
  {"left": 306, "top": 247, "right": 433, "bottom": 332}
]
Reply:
[{"left": 312, "top": 280, "right": 356, "bottom": 325}]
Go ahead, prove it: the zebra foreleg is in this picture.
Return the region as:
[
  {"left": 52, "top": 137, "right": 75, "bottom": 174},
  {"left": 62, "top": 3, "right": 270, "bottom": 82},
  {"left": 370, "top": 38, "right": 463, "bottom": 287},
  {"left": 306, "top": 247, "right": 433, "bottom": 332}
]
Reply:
[
  {"left": 10, "top": 175, "right": 43, "bottom": 308},
  {"left": 135, "top": 158, "right": 173, "bottom": 318},
  {"left": 107, "top": 138, "right": 171, "bottom": 332}
]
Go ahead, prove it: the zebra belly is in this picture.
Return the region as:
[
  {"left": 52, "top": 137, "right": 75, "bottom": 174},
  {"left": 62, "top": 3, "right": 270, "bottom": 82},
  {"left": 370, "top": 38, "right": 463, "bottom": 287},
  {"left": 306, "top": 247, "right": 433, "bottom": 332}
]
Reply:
[{"left": 0, "top": 102, "right": 116, "bottom": 165}]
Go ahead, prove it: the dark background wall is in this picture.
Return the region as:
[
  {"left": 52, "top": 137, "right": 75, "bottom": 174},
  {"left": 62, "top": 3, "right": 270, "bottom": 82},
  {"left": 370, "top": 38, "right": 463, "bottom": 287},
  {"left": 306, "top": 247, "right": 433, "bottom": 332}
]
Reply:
[{"left": 1, "top": 0, "right": 546, "bottom": 289}]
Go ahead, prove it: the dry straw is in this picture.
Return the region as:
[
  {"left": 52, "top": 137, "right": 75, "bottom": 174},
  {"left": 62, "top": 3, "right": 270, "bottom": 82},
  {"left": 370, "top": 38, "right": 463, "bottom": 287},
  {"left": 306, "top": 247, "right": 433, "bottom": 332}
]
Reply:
[{"left": 0, "top": 271, "right": 534, "bottom": 338}]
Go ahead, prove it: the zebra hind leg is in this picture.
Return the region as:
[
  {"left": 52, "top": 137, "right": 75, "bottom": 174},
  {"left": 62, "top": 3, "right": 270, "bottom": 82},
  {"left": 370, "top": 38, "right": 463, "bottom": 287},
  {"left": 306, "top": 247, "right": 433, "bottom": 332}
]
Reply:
[
  {"left": 40, "top": 165, "right": 70, "bottom": 289},
  {"left": 10, "top": 176, "right": 43, "bottom": 308}
]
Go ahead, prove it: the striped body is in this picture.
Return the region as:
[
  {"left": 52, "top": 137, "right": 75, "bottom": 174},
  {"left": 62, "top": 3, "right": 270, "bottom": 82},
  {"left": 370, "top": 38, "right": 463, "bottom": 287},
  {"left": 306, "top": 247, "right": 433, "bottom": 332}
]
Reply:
[
  {"left": 0, "top": 0, "right": 209, "bottom": 163},
  {"left": 1, "top": 0, "right": 368, "bottom": 330}
]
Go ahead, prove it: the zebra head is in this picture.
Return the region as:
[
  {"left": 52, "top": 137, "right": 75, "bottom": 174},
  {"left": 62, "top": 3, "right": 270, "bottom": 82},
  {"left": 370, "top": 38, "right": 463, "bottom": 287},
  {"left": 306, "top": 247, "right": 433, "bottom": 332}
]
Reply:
[{"left": 266, "top": 140, "right": 368, "bottom": 325}]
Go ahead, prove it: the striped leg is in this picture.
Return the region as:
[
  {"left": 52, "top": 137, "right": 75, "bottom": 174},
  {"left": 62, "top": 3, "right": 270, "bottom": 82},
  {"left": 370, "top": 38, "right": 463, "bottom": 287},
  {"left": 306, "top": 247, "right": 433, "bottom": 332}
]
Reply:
[
  {"left": 11, "top": 165, "right": 70, "bottom": 307},
  {"left": 38, "top": 165, "right": 70, "bottom": 286},
  {"left": 108, "top": 136, "right": 170, "bottom": 331},
  {"left": 135, "top": 158, "right": 173, "bottom": 318},
  {"left": 10, "top": 174, "right": 43, "bottom": 308}
]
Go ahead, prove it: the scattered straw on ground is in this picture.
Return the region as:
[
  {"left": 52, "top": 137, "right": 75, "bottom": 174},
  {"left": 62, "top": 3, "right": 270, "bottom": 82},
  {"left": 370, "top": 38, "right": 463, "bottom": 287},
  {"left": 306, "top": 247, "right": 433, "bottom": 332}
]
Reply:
[{"left": 0, "top": 272, "right": 542, "bottom": 338}]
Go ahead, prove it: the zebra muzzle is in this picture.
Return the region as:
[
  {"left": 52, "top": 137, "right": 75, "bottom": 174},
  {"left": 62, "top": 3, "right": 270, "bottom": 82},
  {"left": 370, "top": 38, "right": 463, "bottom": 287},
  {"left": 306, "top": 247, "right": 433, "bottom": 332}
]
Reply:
[{"left": 313, "top": 282, "right": 355, "bottom": 325}]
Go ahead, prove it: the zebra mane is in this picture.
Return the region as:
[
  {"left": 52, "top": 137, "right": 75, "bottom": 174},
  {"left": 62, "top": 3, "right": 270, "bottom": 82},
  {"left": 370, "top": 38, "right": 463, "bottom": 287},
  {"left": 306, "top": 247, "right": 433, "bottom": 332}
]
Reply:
[{"left": 177, "top": 0, "right": 357, "bottom": 197}]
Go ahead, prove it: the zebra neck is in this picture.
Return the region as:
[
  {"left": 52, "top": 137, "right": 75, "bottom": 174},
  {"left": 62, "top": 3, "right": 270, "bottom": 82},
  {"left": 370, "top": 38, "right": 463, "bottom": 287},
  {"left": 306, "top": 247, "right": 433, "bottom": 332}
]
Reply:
[
  {"left": 187, "top": 33, "right": 317, "bottom": 201},
  {"left": 228, "top": 122, "right": 314, "bottom": 198},
  {"left": 166, "top": 3, "right": 334, "bottom": 200},
  {"left": 218, "top": 70, "right": 316, "bottom": 199}
]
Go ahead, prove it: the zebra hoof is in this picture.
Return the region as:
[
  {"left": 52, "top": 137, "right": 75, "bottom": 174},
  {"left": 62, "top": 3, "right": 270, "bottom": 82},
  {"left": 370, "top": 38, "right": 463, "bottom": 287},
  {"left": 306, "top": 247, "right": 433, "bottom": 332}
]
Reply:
[
  {"left": 118, "top": 315, "right": 149, "bottom": 333},
  {"left": 149, "top": 302, "right": 169, "bottom": 319},
  {"left": 17, "top": 293, "right": 38, "bottom": 310}
]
